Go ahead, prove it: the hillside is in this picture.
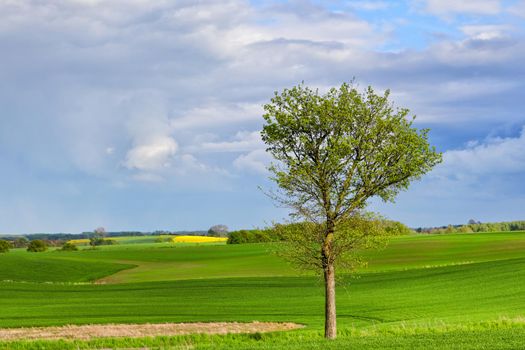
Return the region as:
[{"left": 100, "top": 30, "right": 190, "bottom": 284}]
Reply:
[{"left": 1, "top": 232, "right": 525, "bottom": 349}]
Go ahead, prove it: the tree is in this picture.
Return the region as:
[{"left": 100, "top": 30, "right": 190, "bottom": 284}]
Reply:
[
  {"left": 208, "top": 225, "right": 229, "bottom": 237},
  {"left": 0, "top": 240, "right": 11, "bottom": 253},
  {"left": 13, "top": 237, "right": 29, "bottom": 248},
  {"left": 90, "top": 227, "right": 107, "bottom": 247},
  {"left": 60, "top": 242, "right": 79, "bottom": 251},
  {"left": 261, "top": 82, "right": 442, "bottom": 339},
  {"left": 27, "top": 240, "right": 48, "bottom": 252},
  {"left": 94, "top": 227, "right": 106, "bottom": 237},
  {"left": 89, "top": 237, "right": 116, "bottom": 246}
]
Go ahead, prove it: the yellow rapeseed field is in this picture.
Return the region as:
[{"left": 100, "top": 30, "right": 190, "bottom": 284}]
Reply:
[
  {"left": 171, "top": 235, "right": 227, "bottom": 243},
  {"left": 67, "top": 239, "right": 90, "bottom": 245}
]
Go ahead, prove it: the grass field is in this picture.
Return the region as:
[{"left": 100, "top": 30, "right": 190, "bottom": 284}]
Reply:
[{"left": 1, "top": 231, "right": 525, "bottom": 349}]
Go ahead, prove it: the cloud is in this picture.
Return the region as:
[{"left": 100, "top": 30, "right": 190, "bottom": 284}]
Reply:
[
  {"left": 233, "top": 149, "right": 271, "bottom": 174},
  {"left": 347, "top": 1, "right": 391, "bottom": 11},
  {"left": 250, "top": 4, "right": 379, "bottom": 49},
  {"left": 175, "top": 154, "right": 211, "bottom": 175},
  {"left": 460, "top": 24, "right": 510, "bottom": 40},
  {"left": 171, "top": 104, "right": 263, "bottom": 131},
  {"left": 192, "top": 131, "right": 263, "bottom": 153},
  {"left": 398, "top": 126, "right": 525, "bottom": 203},
  {"left": 508, "top": 1, "right": 525, "bottom": 17},
  {"left": 436, "top": 127, "right": 525, "bottom": 177},
  {"left": 417, "top": 0, "right": 502, "bottom": 16},
  {"left": 372, "top": 126, "right": 525, "bottom": 226},
  {"left": 188, "top": 130, "right": 269, "bottom": 174},
  {"left": 124, "top": 136, "right": 178, "bottom": 171},
  {"left": 353, "top": 33, "right": 525, "bottom": 126}
]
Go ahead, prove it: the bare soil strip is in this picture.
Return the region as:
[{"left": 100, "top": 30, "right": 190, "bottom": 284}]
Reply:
[{"left": 0, "top": 322, "right": 303, "bottom": 341}]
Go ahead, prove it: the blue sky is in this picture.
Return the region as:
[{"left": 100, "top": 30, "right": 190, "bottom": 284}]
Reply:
[{"left": 1, "top": 0, "right": 525, "bottom": 234}]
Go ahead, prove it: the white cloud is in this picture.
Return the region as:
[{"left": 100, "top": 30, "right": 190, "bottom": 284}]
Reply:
[
  {"left": 460, "top": 24, "right": 510, "bottom": 40},
  {"left": 508, "top": 1, "right": 525, "bottom": 17},
  {"left": 193, "top": 131, "right": 263, "bottom": 153},
  {"left": 119, "top": 95, "right": 181, "bottom": 177},
  {"left": 188, "top": 130, "right": 269, "bottom": 175},
  {"left": 249, "top": 10, "right": 377, "bottom": 49},
  {"left": 375, "top": 126, "right": 525, "bottom": 214},
  {"left": 124, "top": 136, "right": 178, "bottom": 171},
  {"left": 174, "top": 154, "right": 211, "bottom": 175},
  {"left": 171, "top": 104, "right": 263, "bottom": 131},
  {"left": 436, "top": 127, "right": 525, "bottom": 177},
  {"left": 418, "top": 0, "right": 502, "bottom": 16},
  {"left": 347, "top": 1, "right": 391, "bottom": 11},
  {"left": 234, "top": 149, "right": 271, "bottom": 174},
  {"left": 372, "top": 127, "right": 525, "bottom": 226}
]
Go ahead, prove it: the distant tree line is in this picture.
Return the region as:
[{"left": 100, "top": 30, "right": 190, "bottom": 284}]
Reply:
[
  {"left": 1, "top": 233, "right": 86, "bottom": 241},
  {"left": 227, "top": 228, "right": 284, "bottom": 244},
  {"left": 415, "top": 220, "right": 525, "bottom": 234},
  {"left": 0, "top": 230, "right": 209, "bottom": 243},
  {"left": 227, "top": 220, "right": 413, "bottom": 244}
]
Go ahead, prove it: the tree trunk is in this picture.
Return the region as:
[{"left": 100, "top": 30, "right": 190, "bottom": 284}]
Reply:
[{"left": 324, "top": 261, "right": 336, "bottom": 339}]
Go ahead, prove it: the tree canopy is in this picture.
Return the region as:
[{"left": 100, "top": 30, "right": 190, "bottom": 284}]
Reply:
[
  {"left": 262, "top": 83, "right": 441, "bottom": 224},
  {"left": 208, "top": 225, "right": 229, "bottom": 237}
]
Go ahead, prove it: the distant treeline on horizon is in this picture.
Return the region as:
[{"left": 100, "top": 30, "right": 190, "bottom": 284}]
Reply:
[
  {"left": 0, "top": 230, "right": 208, "bottom": 241},
  {"left": 2, "top": 220, "right": 525, "bottom": 241},
  {"left": 415, "top": 220, "right": 525, "bottom": 234}
]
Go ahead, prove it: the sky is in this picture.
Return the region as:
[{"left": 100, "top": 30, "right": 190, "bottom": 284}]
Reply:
[{"left": 1, "top": 0, "right": 524, "bottom": 234}]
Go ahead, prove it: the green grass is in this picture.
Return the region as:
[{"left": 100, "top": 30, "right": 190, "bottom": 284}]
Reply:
[
  {"left": 92, "top": 243, "right": 297, "bottom": 283},
  {"left": 364, "top": 231, "right": 525, "bottom": 272},
  {"left": 0, "top": 243, "right": 296, "bottom": 283},
  {"left": 0, "top": 249, "right": 132, "bottom": 283},
  {"left": 2, "top": 231, "right": 525, "bottom": 348},
  {"left": 4, "top": 231, "right": 525, "bottom": 284},
  {"left": 2, "top": 257, "right": 525, "bottom": 328},
  {"left": 4, "top": 323, "right": 525, "bottom": 350}
]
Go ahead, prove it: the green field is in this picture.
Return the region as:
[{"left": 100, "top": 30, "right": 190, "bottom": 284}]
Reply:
[{"left": 2, "top": 232, "right": 525, "bottom": 349}]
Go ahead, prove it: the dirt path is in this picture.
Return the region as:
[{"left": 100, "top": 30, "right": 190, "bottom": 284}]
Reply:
[{"left": 0, "top": 322, "right": 304, "bottom": 341}]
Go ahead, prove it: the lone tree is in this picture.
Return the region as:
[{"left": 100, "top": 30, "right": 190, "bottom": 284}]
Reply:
[
  {"left": 94, "top": 227, "right": 106, "bottom": 237},
  {"left": 208, "top": 225, "right": 229, "bottom": 237},
  {"left": 90, "top": 227, "right": 107, "bottom": 247},
  {"left": 261, "top": 82, "right": 441, "bottom": 339}
]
